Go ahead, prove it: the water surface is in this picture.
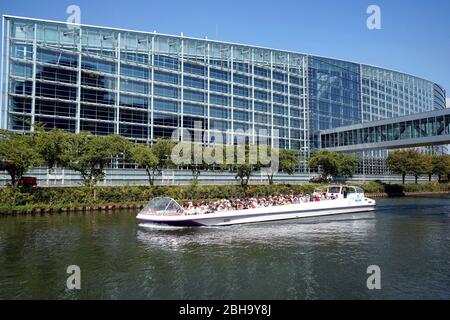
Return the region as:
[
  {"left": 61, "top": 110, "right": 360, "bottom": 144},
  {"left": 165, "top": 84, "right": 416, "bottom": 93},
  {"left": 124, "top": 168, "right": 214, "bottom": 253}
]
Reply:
[{"left": 0, "top": 195, "right": 449, "bottom": 299}]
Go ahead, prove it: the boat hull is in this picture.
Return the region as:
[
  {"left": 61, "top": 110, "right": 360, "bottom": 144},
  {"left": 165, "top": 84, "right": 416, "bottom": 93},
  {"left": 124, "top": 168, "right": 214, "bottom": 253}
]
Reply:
[{"left": 137, "top": 199, "right": 376, "bottom": 227}]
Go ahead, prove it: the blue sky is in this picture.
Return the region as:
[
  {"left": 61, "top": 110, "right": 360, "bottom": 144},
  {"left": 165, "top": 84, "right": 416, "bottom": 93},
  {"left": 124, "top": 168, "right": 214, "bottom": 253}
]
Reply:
[{"left": 1, "top": 0, "right": 450, "bottom": 102}]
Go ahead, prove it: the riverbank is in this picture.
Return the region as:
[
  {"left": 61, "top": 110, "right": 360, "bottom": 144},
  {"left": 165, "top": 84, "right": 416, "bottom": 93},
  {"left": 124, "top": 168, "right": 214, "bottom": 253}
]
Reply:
[{"left": 1, "top": 182, "right": 449, "bottom": 216}]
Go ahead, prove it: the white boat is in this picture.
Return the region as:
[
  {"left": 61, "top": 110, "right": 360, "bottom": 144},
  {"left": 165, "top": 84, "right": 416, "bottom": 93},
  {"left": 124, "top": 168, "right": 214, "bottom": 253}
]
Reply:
[{"left": 136, "top": 186, "right": 376, "bottom": 227}]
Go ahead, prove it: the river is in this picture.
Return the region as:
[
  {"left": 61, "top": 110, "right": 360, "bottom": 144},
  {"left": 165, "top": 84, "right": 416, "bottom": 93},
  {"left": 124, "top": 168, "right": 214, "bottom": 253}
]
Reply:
[{"left": 0, "top": 195, "right": 449, "bottom": 299}]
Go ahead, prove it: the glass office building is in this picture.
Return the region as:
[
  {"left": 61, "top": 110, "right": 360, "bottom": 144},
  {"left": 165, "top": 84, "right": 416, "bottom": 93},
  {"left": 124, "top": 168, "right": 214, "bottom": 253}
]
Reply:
[{"left": 1, "top": 16, "right": 447, "bottom": 174}]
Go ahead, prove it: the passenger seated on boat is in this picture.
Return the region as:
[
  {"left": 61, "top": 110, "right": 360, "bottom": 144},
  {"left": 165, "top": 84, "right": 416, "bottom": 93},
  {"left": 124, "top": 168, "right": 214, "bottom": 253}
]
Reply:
[{"left": 181, "top": 191, "right": 345, "bottom": 214}]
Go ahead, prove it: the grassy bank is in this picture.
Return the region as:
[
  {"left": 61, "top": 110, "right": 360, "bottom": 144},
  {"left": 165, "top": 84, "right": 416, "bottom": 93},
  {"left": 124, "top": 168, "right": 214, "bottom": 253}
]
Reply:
[{"left": 1, "top": 182, "right": 450, "bottom": 215}]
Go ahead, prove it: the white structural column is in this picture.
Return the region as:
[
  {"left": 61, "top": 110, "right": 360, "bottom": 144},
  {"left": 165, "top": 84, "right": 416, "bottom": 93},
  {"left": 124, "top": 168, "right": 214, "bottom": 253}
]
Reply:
[
  {"left": 230, "top": 45, "right": 234, "bottom": 144},
  {"left": 3, "top": 19, "right": 10, "bottom": 130},
  {"left": 180, "top": 38, "right": 184, "bottom": 141},
  {"left": 0, "top": 16, "right": 5, "bottom": 129},
  {"left": 149, "top": 35, "right": 155, "bottom": 144},
  {"left": 115, "top": 33, "right": 121, "bottom": 135},
  {"left": 30, "top": 23, "right": 37, "bottom": 131},
  {"left": 75, "top": 27, "right": 82, "bottom": 133},
  {"left": 206, "top": 42, "right": 211, "bottom": 144},
  {"left": 359, "top": 63, "right": 366, "bottom": 177},
  {"left": 270, "top": 52, "right": 274, "bottom": 147},
  {"left": 303, "top": 55, "right": 310, "bottom": 164},
  {"left": 251, "top": 49, "right": 255, "bottom": 144},
  {"left": 287, "top": 54, "right": 291, "bottom": 150}
]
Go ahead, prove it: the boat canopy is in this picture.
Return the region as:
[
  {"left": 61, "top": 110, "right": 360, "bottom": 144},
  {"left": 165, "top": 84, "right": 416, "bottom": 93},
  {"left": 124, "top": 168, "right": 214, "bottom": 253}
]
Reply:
[{"left": 141, "top": 197, "right": 185, "bottom": 216}]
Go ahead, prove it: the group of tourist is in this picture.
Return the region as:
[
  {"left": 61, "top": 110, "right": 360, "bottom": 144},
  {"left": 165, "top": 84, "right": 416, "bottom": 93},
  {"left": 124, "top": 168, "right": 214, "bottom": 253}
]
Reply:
[{"left": 182, "top": 192, "right": 338, "bottom": 215}]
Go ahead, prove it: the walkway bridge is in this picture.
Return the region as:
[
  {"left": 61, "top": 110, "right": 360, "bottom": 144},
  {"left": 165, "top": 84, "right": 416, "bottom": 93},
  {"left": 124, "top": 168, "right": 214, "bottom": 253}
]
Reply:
[{"left": 320, "top": 108, "right": 450, "bottom": 152}]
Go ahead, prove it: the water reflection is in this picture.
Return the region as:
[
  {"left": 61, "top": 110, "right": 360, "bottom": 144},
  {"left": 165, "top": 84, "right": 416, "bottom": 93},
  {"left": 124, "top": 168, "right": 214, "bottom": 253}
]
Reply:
[{"left": 136, "top": 213, "right": 377, "bottom": 252}]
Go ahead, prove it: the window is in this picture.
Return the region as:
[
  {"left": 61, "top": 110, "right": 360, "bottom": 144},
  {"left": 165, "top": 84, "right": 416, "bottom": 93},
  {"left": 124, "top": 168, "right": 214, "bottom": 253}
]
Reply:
[
  {"left": 10, "top": 79, "right": 32, "bottom": 95},
  {"left": 11, "top": 62, "right": 33, "bottom": 78},
  {"left": 274, "top": 94, "right": 285, "bottom": 104},
  {"left": 254, "top": 78, "right": 268, "bottom": 89},
  {"left": 120, "top": 124, "right": 148, "bottom": 139},
  {"left": 255, "top": 90, "right": 268, "bottom": 101},
  {"left": 210, "top": 120, "right": 228, "bottom": 131},
  {"left": 255, "top": 114, "right": 268, "bottom": 124},
  {"left": 80, "top": 88, "right": 115, "bottom": 105},
  {"left": 121, "top": 79, "right": 149, "bottom": 95},
  {"left": 234, "top": 110, "right": 249, "bottom": 121},
  {"left": 153, "top": 113, "right": 178, "bottom": 127},
  {"left": 234, "top": 98, "right": 249, "bottom": 109},
  {"left": 273, "top": 71, "right": 286, "bottom": 81},
  {"left": 184, "top": 103, "right": 205, "bottom": 116},
  {"left": 234, "top": 86, "right": 249, "bottom": 97},
  {"left": 81, "top": 72, "right": 115, "bottom": 88},
  {"left": 12, "top": 44, "right": 33, "bottom": 60},
  {"left": 154, "top": 55, "right": 179, "bottom": 70},
  {"left": 210, "top": 81, "right": 229, "bottom": 93},
  {"left": 234, "top": 62, "right": 249, "bottom": 73},
  {"left": 274, "top": 106, "right": 287, "bottom": 115},
  {"left": 154, "top": 99, "right": 178, "bottom": 112},
  {"left": 121, "top": 64, "right": 149, "bottom": 79},
  {"left": 184, "top": 76, "right": 205, "bottom": 89},
  {"left": 82, "top": 57, "right": 115, "bottom": 74},
  {"left": 210, "top": 94, "right": 228, "bottom": 106},
  {"left": 210, "top": 107, "right": 228, "bottom": 119},
  {"left": 120, "top": 52, "right": 149, "bottom": 64},
  {"left": 184, "top": 90, "right": 204, "bottom": 102},
  {"left": 154, "top": 70, "right": 178, "bottom": 85},
  {"left": 210, "top": 69, "right": 229, "bottom": 81},
  {"left": 184, "top": 62, "right": 205, "bottom": 76},
  {"left": 273, "top": 116, "right": 286, "bottom": 126},
  {"left": 120, "top": 94, "right": 148, "bottom": 109},
  {"left": 154, "top": 85, "right": 178, "bottom": 98},
  {"left": 234, "top": 74, "right": 249, "bottom": 85},
  {"left": 119, "top": 108, "right": 148, "bottom": 124},
  {"left": 37, "top": 82, "right": 77, "bottom": 100},
  {"left": 273, "top": 83, "right": 286, "bottom": 93},
  {"left": 255, "top": 102, "right": 268, "bottom": 112},
  {"left": 254, "top": 66, "right": 269, "bottom": 78},
  {"left": 81, "top": 104, "right": 115, "bottom": 121}
]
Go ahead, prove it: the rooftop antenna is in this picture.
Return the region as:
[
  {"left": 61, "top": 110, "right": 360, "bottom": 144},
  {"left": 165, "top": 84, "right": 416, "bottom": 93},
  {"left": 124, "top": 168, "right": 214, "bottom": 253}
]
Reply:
[{"left": 215, "top": 24, "right": 218, "bottom": 39}]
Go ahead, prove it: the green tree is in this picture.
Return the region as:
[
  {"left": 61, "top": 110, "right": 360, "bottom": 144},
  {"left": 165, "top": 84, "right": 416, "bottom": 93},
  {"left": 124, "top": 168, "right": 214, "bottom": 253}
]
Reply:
[
  {"left": 232, "top": 145, "right": 254, "bottom": 187},
  {"left": 0, "top": 132, "right": 43, "bottom": 186},
  {"left": 275, "top": 149, "right": 300, "bottom": 184},
  {"left": 337, "top": 152, "right": 360, "bottom": 178},
  {"left": 409, "top": 152, "right": 429, "bottom": 184},
  {"left": 309, "top": 150, "right": 340, "bottom": 178},
  {"left": 129, "top": 144, "right": 159, "bottom": 185},
  {"left": 32, "top": 124, "right": 74, "bottom": 172},
  {"left": 387, "top": 150, "right": 409, "bottom": 184},
  {"left": 432, "top": 154, "right": 450, "bottom": 181},
  {"left": 421, "top": 154, "right": 435, "bottom": 182},
  {"left": 171, "top": 142, "right": 204, "bottom": 182},
  {"left": 152, "top": 139, "right": 176, "bottom": 174},
  {"left": 66, "top": 134, "right": 130, "bottom": 195},
  {"left": 308, "top": 150, "right": 359, "bottom": 180}
]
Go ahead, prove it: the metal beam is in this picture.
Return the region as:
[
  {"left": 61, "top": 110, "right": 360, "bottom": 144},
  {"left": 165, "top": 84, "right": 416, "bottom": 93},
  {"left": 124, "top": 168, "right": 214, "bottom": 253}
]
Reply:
[{"left": 324, "top": 134, "right": 450, "bottom": 152}]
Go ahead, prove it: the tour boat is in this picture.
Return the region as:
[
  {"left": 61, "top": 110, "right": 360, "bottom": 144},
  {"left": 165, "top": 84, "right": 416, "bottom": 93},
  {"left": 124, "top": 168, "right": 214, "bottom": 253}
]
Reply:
[{"left": 136, "top": 186, "right": 376, "bottom": 227}]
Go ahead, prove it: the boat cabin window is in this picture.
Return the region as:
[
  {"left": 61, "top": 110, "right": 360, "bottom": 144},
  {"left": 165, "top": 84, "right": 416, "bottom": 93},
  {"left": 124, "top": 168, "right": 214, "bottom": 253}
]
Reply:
[
  {"left": 355, "top": 187, "right": 364, "bottom": 194},
  {"left": 347, "top": 187, "right": 356, "bottom": 194},
  {"left": 142, "top": 197, "right": 184, "bottom": 215},
  {"left": 328, "top": 187, "right": 341, "bottom": 194}
]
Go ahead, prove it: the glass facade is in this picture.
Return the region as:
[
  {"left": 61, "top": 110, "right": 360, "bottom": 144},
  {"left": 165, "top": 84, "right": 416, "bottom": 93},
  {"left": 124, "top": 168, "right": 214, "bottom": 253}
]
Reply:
[
  {"left": 0, "top": 16, "right": 447, "bottom": 174},
  {"left": 321, "top": 112, "right": 450, "bottom": 149}
]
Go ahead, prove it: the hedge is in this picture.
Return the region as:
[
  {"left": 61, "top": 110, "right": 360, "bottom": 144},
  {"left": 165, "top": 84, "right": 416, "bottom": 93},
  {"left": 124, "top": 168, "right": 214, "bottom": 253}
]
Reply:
[{"left": 0, "top": 182, "right": 449, "bottom": 212}]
